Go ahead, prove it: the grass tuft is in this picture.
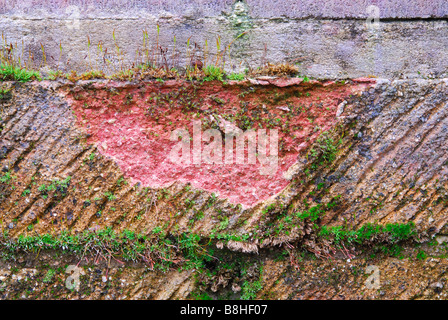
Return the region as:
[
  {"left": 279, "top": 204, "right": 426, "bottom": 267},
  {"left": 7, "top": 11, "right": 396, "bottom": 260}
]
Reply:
[{"left": 0, "top": 64, "right": 41, "bottom": 82}]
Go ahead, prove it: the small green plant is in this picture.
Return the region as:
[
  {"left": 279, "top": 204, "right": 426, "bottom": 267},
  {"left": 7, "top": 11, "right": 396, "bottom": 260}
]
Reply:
[
  {"left": 226, "top": 72, "right": 245, "bottom": 81},
  {"left": 318, "top": 222, "right": 416, "bottom": 247},
  {"left": 37, "top": 176, "right": 71, "bottom": 198},
  {"left": 218, "top": 217, "right": 230, "bottom": 230},
  {"left": 0, "top": 171, "right": 13, "bottom": 184},
  {"left": 104, "top": 191, "right": 116, "bottom": 201},
  {"left": 46, "top": 70, "right": 65, "bottom": 80},
  {"left": 241, "top": 280, "right": 263, "bottom": 300},
  {"left": 296, "top": 206, "right": 321, "bottom": 221},
  {"left": 0, "top": 85, "right": 11, "bottom": 100},
  {"left": 206, "top": 193, "right": 217, "bottom": 208},
  {"left": 192, "top": 292, "right": 213, "bottom": 300},
  {"left": 416, "top": 249, "right": 427, "bottom": 261},
  {"left": 152, "top": 226, "right": 163, "bottom": 235},
  {"left": 262, "top": 203, "right": 277, "bottom": 215},
  {"left": 309, "top": 131, "right": 340, "bottom": 169},
  {"left": 0, "top": 64, "right": 41, "bottom": 82},
  {"left": 211, "top": 96, "right": 226, "bottom": 105},
  {"left": 379, "top": 244, "right": 403, "bottom": 258},
  {"left": 203, "top": 65, "right": 224, "bottom": 81},
  {"left": 43, "top": 269, "right": 56, "bottom": 283},
  {"left": 117, "top": 177, "right": 126, "bottom": 186}
]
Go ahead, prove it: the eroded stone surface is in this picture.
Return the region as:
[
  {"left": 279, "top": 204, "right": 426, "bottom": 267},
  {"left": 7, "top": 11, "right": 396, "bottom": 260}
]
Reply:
[
  {"left": 67, "top": 79, "right": 371, "bottom": 206},
  {"left": 2, "top": 78, "right": 448, "bottom": 300}
]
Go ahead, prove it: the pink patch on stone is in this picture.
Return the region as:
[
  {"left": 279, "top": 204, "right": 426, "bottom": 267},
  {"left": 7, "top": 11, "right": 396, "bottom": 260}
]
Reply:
[{"left": 69, "top": 80, "right": 374, "bottom": 207}]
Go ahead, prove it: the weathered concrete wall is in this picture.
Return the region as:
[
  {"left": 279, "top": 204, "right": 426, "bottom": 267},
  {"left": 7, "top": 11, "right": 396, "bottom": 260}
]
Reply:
[
  {"left": 1, "top": 0, "right": 447, "bottom": 18},
  {"left": 1, "top": 1, "right": 448, "bottom": 300},
  {"left": 0, "top": 0, "right": 447, "bottom": 79}
]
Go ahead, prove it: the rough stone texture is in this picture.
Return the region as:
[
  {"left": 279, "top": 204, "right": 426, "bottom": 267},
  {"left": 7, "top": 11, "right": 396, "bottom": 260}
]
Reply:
[
  {"left": 2, "top": 78, "right": 448, "bottom": 242},
  {"left": 0, "top": 81, "right": 221, "bottom": 237},
  {"left": 284, "top": 78, "right": 448, "bottom": 237},
  {"left": 1, "top": 0, "right": 447, "bottom": 18},
  {"left": 66, "top": 79, "right": 371, "bottom": 207},
  {"left": 0, "top": 253, "right": 196, "bottom": 300},
  {"left": 2, "top": 78, "right": 448, "bottom": 299},
  {"left": 1, "top": 243, "right": 448, "bottom": 300},
  {"left": 0, "top": 1, "right": 447, "bottom": 79},
  {"left": 1, "top": 0, "right": 448, "bottom": 302},
  {"left": 261, "top": 248, "right": 448, "bottom": 300}
]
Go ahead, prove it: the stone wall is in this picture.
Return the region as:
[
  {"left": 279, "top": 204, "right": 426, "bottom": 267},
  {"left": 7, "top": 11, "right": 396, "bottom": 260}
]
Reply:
[
  {"left": 1, "top": 78, "right": 448, "bottom": 299},
  {"left": 0, "top": 0, "right": 447, "bottom": 79}
]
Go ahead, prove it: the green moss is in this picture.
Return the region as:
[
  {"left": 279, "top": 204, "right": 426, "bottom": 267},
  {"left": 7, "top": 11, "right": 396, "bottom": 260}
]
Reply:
[
  {"left": 191, "top": 292, "right": 213, "bottom": 300},
  {"left": 104, "top": 191, "right": 116, "bottom": 201},
  {"left": 0, "top": 227, "right": 212, "bottom": 272},
  {"left": 226, "top": 72, "right": 245, "bottom": 81},
  {"left": 379, "top": 244, "right": 404, "bottom": 258},
  {"left": 0, "top": 64, "right": 41, "bottom": 82},
  {"left": 202, "top": 65, "right": 224, "bottom": 82},
  {"left": 241, "top": 280, "right": 262, "bottom": 300},
  {"left": 296, "top": 205, "right": 324, "bottom": 221},
  {"left": 42, "top": 269, "right": 56, "bottom": 283},
  {"left": 37, "top": 176, "right": 71, "bottom": 198},
  {"left": 0, "top": 171, "right": 14, "bottom": 184},
  {"left": 218, "top": 216, "right": 230, "bottom": 230},
  {"left": 318, "top": 222, "right": 417, "bottom": 246},
  {"left": 0, "top": 85, "right": 11, "bottom": 100},
  {"left": 240, "top": 264, "right": 263, "bottom": 300},
  {"left": 309, "top": 131, "right": 341, "bottom": 169},
  {"left": 416, "top": 249, "right": 427, "bottom": 261}
]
